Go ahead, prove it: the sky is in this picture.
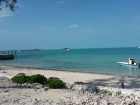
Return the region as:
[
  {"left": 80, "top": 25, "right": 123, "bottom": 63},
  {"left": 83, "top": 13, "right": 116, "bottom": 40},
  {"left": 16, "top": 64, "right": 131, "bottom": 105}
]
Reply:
[{"left": 0, "top": 0, "right": 140, "bottom": 50}]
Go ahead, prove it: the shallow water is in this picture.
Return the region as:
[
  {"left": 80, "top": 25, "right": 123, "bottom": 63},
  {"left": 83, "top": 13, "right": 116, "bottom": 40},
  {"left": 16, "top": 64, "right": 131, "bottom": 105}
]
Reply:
[{"left": 0, "top": 47, "right": 140, "bottom": 76}]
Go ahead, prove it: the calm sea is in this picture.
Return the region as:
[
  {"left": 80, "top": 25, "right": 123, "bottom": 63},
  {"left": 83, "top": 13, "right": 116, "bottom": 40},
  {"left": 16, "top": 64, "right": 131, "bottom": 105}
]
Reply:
[{"left": 0, "top": 47, "right": 140, "bottom": 76}]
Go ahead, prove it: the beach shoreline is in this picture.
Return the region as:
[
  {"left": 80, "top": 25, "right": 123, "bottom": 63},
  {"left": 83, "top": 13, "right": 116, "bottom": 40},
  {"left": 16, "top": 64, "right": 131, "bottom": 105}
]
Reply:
[
  {"left": 0, "top": 65, "right": 140, "bottom": 89},
  {"left": 1, "top": 65, "right": 140, "bottom": 104},
  {"left": 0, "top": 64, "right": 139, "bottom": 78}
]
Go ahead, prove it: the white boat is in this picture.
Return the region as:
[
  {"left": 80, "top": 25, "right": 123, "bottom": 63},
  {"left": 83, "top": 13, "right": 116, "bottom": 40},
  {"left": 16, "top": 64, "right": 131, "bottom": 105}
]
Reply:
[
  {"left": 63, "top": 48, "right": 70, "bottom": 50},
  {"left": 117, "top": 58, "right": 140, "bottom": 68},
  {"left": 138, "top": 47, "right": 140, "bottom": 48}
]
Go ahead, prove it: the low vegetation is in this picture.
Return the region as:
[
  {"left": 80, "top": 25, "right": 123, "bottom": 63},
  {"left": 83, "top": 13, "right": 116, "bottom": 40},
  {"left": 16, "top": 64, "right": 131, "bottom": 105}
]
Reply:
[
  {"left": 117, "top": 91, "right": 121, "bottom": 96},
  {"left": 46, "top": 78, "right": 65, "bottom": 89},
  {"left": 11, "top": 75, "right": 28, "bottom": 84},
  {"left": 27, "top": 74, "right": 47, "bottom": 85},
  {"left": 11, "top": 74, "right": 65, "bottom": 89},
  {"left": 101, "top": 90, "right": 112, "bottom": 96}
]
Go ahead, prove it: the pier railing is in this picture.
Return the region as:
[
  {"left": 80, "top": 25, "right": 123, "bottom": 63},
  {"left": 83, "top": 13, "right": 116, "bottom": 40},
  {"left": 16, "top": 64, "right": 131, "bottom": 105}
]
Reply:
[{"left": 0, "top": 50, "right": 17, "bottom": 60}]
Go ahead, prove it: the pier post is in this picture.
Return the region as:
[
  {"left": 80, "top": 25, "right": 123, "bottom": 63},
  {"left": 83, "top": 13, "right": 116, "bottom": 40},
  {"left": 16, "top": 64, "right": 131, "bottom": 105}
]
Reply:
[
  {"left": 11, "top": 51, "right": 13, "bottom": 55},
  {"left": 15, "top": 50, "right": 17, "bottom": 59}
]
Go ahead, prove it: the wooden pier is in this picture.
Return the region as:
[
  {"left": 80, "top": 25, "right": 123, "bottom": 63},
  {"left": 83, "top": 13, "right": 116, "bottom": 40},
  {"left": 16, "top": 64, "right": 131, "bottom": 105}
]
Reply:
[
  {"left": 0, "top": 55, "right": 14, "bottom": 60},
  {"left": 0, "top": 50, "right": 17, "bottom": 60}
]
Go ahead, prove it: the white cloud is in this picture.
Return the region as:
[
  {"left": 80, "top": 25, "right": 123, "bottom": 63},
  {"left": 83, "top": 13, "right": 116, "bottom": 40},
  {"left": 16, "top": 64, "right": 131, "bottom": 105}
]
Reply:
[
  {"left": 69, "top": 24, "right": 78, "bottom": 28},
  {"left": 0, "top": 9, "right": 12, "bottom": 18},
  {"left": 56, "top": 1, "right": 66, "bottom": 5},
  {"left": 0, "top": 8, "right": 12, "bottom": 22},
  {"left": 0, "top": 13, "right": 11, "bottom": 18}
]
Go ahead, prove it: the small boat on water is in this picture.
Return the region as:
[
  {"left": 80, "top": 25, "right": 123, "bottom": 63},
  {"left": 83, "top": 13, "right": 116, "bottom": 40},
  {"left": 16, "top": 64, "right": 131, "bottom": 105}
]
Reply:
[
  {"left": 117, "top": 58, "right": 140, "bottom": 68},
  {"left": 63, "top": 48, "right": 70, "bottom": 50}
]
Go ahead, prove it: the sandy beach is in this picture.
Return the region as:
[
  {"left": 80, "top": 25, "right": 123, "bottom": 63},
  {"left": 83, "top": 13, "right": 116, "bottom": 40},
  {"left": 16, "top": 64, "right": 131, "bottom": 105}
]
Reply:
[
  {"left": 0, "top": 65, "right": 140, "bottom": 89},
  {"left": 1, "top": 65, "right": 140, "bottom": 105}
]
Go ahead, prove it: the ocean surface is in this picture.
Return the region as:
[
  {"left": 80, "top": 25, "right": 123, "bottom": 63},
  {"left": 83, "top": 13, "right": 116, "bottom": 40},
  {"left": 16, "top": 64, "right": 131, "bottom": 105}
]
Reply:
[{"left": 0, "top": 47, "right": 140, "bottom": 76}]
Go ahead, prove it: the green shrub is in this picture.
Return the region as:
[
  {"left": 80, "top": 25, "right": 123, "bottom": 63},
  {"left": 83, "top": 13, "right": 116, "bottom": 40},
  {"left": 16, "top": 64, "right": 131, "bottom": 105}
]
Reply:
[
  {"left": 11, "top": 74, "right": 47, "bottom": 85},
  {"left": 46, "top": 78, "right": 65, "bottom": 89},
  {"left": 27, "top": 74, "right": 47, "bottom": 85},
  {"left": 11, "top": 75, "right": 29, "bottom": 84}
]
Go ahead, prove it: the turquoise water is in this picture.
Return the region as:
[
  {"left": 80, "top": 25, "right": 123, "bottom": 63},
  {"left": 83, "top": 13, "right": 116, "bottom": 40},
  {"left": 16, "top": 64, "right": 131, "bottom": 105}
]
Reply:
[{"left": 0, "top": 47, "right": 140, "bottom": 76}]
